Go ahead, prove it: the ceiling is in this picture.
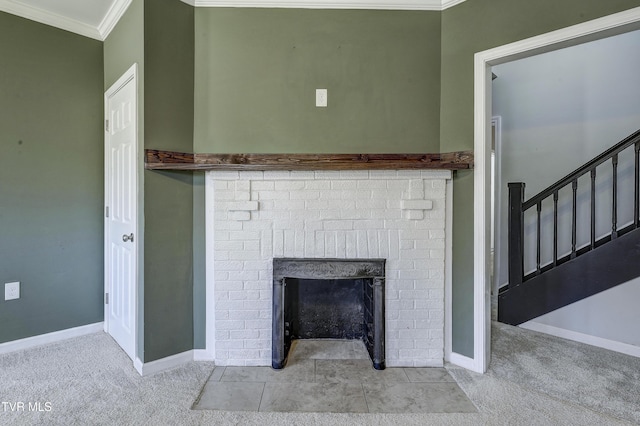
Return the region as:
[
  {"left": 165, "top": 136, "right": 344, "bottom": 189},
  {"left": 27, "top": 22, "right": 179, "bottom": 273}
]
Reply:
[{"left": 0, "top": 0, "right": 465, "bottom": 41}]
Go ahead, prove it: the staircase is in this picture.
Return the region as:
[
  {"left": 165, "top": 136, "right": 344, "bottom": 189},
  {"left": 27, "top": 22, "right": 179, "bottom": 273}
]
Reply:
[{"left": 498, "top": 129, "right": 640, "bottom": 325}]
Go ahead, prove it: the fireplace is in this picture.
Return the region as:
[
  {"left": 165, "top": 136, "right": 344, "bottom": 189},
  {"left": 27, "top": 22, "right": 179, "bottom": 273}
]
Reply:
[
  {"left": 205, "top": 169, "right": 451, "bottom": 368},
  {"left": 272, "top": 258, "right": 385, "bottom": 370}
]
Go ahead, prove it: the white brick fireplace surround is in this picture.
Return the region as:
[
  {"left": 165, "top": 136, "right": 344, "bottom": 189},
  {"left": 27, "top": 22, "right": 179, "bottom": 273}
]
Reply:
[{"left": 205, "top": 169, "right": 452, "bottom": 367}]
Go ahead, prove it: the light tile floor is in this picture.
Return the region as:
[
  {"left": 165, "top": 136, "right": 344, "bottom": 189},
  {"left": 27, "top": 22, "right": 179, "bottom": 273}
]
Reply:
[{"left": 193, "top": 339, "right": 477, "bottom": 414}]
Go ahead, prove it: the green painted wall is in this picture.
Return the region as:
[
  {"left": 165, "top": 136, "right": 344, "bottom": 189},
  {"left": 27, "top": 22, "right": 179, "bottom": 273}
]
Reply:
[
  {"left": 193, "top": 172, "right": 206, "bottom": 349},
  {"left": 440, "top": 0, "right": 640, "bottom": 357},
  {"left": 103, "top": 0, "right": 145, "bottom": 360},
  {"left": 143, "top": 0, "right": 195, "bottom": 362},
  {"left": 0, "top": 13, "right": 104, "bottom": 343},
  {"left": 194, "top": 8, "right": 441, "bottom": 154}
]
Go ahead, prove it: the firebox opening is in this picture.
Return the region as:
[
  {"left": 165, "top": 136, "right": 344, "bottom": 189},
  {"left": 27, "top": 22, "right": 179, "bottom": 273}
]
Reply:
[{"left": 272, "top": 258, "right": 386, "bottom": 371}]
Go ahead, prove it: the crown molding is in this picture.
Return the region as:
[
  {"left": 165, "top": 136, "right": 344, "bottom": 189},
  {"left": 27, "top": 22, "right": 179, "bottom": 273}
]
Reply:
[
  {"left": 441, "top": 0, "right": 466, "bottom": 9},
  {"left": 184, "top": 0, "right": 467, "bottom": 11},
  {"left": 1, "top": 0, "right": 465, "bottom": 42},
  {"left": 98, "top": 0, "right": 132, "bottom": 40},
  {"left": 0, "top": 0, "right": 102, "bottom": 40}
]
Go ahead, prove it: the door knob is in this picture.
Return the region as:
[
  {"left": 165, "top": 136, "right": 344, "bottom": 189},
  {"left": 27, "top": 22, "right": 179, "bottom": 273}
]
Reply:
[{"left": 122, "top": 233, "right": 134, "bottom": 242}]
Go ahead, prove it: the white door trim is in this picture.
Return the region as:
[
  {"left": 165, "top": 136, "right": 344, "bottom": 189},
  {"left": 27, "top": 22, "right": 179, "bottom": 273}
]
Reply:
[
  {"left": 471, "top": 6, "right": 640, "bottom": 373},
  {"left": 104, "top": 63, "right": 139, "bottom": 363},
  {"left": 491, "top": 115, "right": 502, "bottom": 296}
]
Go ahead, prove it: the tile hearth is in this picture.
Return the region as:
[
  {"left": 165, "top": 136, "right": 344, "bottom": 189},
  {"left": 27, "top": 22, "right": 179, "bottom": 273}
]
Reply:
[{"left": 192, "top": 340, "right": 476, "bottom": 414}]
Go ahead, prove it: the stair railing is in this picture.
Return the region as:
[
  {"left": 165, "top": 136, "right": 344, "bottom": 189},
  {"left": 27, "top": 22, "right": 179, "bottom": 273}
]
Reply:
[{"left": 507, "top": 129, "right": 640, "bottom": 289}]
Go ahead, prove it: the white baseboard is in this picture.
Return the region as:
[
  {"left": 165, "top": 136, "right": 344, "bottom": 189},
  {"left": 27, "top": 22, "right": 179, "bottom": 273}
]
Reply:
[
  {"left": 447, "top": 351, "right": 476, "bottom": 370},
  {"left": 135, "top": 350, "right": 200, "bottom": 376},
  {"left": 520, "top": 321, "right": 640, "bottom": 358},
  {"left": 0, "top": 322, "right": 104, "bottom": 355},
  {"left": 193, "top": 349, "right": 214, "bottom": 361}
]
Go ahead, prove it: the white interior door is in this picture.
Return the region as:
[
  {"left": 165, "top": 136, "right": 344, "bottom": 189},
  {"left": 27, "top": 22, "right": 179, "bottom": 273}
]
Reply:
[{"left": 105, "top": 64, "right": 138, "bottom": 361}]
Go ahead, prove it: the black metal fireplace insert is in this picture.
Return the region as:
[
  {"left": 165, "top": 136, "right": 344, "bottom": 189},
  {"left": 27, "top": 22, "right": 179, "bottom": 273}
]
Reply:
[{"left": 272, "top": 258, "right": 385, "bottom": 370}]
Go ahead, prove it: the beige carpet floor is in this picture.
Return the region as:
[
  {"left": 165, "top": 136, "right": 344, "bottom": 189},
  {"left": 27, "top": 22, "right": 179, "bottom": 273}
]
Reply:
[{"left": 1, "top": 323, "right": 637, "bottom": 425}]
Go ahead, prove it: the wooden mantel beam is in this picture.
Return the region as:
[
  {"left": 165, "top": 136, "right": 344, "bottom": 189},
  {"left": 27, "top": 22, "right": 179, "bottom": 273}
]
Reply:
[{"left": 144, "top": 149, "right": 474, "bottom": 171}]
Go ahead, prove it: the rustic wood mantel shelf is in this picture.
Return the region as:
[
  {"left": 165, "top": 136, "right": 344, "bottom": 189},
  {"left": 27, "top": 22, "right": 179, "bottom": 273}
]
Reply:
[{"left": 144, "top": 149, "right": 474, "bottom": 171}]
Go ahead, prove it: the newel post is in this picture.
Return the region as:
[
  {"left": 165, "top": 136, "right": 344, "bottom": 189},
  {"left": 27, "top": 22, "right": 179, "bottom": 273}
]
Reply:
[{"left": 508, "top": 183, "right": 525, "bottom": 289}]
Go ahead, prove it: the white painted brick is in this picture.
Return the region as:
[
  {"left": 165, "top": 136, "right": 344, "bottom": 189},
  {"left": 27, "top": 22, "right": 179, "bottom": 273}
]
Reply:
[
  {"left": 415, "top": 239, "right": 445, "bottom": 249},
  {"left": 430, "top": 249, "right": 445, "bottom": 259},
  {"left": 275, "top": 180, "right": 305, "bottom": 191},
  {"left": 323, "top": 220, "right": 353, "bottom": 231},
  {"left": 414, "top": 299, "right": 442, "bottom": 311},
  {"left": 394, "top": 280, "right": 417, "bottom": 290},
  {"left": 357, "top": 180, "right": 387, "bottom": 189},
  {"left": 217, "top": 340, "right": 245, "bottom": 349},
  {"left": 228, "top": 349, "right": 261, "bottom": 360},
  {"left": 228, "top": 250, "right": 260, "bottom": 261},
  {"left": 242, "top": 260, "right": 271, "bottom": 271},
  {"left": 290, "top": 191, "right": 320, "bottom": 200},
  {"left": 305, "top": 200, "right": 330, "bottom": 210},
  {"left": 318, "top": 189, "right": 346, "bottom": 200},
  {"left": 244, "top": 340, "right": 271, "bottom": 349},
  {"left": 244, "top": 300, "right": 271, "bottom": 310},
  {"left": 405, "top": 179, "right": 424, "bottom": 200},
  {"left": 258, "top": 191, "right": 290, "bottom": 200},
  {"left": 274, "top": 200, "right": 306, "bottom": 211},
  {"left": 215, "top": 281, "right": 244, "bottom": 292},
  {"left": 229, "top": 211, "right": 250, "bottom": 221},
  {"left": 400, "top": 240, "right": 414, "bottom": 249},
  {"left": 398, "top": 310, "right": 430, "bottom": 320},
  {"left": 228, "top": 270, "right": 259, "bottom": 281},
  {"left": 319, "top": 209, "right": 342, "bottom": 220},
  {"left": 341, "top": 209, "right": 371, "bottom": 220},
  {"left": 398, "top": 289, "right": 429, "bottom": 300},
  {"left": 331, "top": 181, "right": 358, "bottom": 190},
  {"left": 356, "top": 199, "right": 387, "bottom": 210},
  {"left": 213, "top": 181, "right": 230, "bottom": 190},
  {"left": 314, "top": 171, "right": 340, "bottom": 180},
  {"left": 214, "top": 250, "right": 230, "bottom": 261},
  {"left": 215, "top": 289, "right": 229, "bottom": 301},
  {"left": 396, "top": 170, "right": 422, "bottom": 178},
  {"left": 369, "top": 170, "right": 398, "bottom": 179},
  {"left": 230, "top": 230, "right": 260, "bottom": 240},
  {"left": 401, "top": 200, "right": 433, "bottom": 210},
  {"left": 263, "top": 171, "right": 291, "bottom": 180},
  {"left": 211, "top": 171, "right": 240, "bottom": 180},
  {"left": 325, "top": 232, "right": 336, "bottom": 257},
  {"left": 405, "top": 210, "right": 424, "bottom": 220},
  {"left": 243, "top": 281, "right": 270, "bottom": 290},
  {"left": 429, "top": 230, "right": 446, "bottom": 239},
  {"left": 215, "top": 330, "right": 230, "bottom": 340},
  {"left": 291, "top": 171, "right": 315, "bottom": 179},
  {"left": 340, "top": 170, "right": 368, "bottom": 180},
  {"left": 208, "top": 172, "right": 448, "bottom": 368},
  {"left": 371, "top": 209, "right": 402, "bottom": 220},
  {"left": 314, "top": 231, "right": 325, "bottom": 255},
  {"left": 252, "top": 181, "right": 274, "bottom": 191},
  {"left": 238, "top": 171, "right": 265, "bottom": 180},
  {"left": 429, "top": 310, "right": 444, "bottom": 320},
  {"left": 216, "top": 320, "right": 245, "bottom": 330},
  {"left": 234, "top": 191, "right": 251, "bottom": 202},
  {"left": 431, "top": 179, "right": 446, "bottom": 188},
  {"left": 229, "top": 310, "right": 261, "bottom": 321},
  {"left": 228, "top": 201, "right": 259, "bottom": 211},
  {"left": 398, "top": 270, "right": 430, "bottom": 280},
  {"left": 386, "top": 180, "right": 409, "bottom": 190},
  {"left": 245, "top": 319, "right": 271, "bottom": 329},
  {"left": 416, "top": 319, "right": 444, "bottom": 329},
  {"left": 304, "top": 180, "right": 331, "bottom": 190}
]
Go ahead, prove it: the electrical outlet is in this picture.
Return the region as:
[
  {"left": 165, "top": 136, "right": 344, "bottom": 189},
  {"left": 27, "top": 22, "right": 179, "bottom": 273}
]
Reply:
[
  {"left": 5, "top": 282, "right": 20, "bottom": 301},
  {"left": 316, "top": 89, "right": 327, "bottom": 107}
]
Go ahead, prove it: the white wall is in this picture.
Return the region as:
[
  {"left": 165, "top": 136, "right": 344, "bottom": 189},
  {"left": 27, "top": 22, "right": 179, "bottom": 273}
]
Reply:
[{"left": 493, "top": 29, "right": 640, "bottom": 349}]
